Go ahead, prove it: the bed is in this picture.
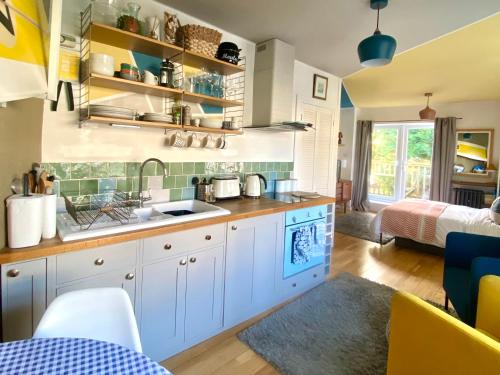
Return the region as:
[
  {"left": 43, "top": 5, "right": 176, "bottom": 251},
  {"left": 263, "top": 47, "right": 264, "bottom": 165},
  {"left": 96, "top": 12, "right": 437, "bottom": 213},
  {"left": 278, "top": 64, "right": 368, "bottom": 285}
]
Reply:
[{"left": 371, "top": 198, "right": 500, "bottom": 250}]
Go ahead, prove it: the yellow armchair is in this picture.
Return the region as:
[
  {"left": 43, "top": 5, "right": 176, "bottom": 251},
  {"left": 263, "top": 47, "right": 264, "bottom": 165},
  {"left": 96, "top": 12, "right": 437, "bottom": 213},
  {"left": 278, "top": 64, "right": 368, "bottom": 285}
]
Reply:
[{"left": 387, "top": 276, "right": 500, "bottom": 375}]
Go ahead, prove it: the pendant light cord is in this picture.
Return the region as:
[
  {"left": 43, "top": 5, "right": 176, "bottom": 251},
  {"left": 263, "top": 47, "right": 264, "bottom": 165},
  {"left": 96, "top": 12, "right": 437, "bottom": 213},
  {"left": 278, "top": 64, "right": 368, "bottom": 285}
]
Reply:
[{"left": 374, "top": 5, "right": 381, "bottom": 34}]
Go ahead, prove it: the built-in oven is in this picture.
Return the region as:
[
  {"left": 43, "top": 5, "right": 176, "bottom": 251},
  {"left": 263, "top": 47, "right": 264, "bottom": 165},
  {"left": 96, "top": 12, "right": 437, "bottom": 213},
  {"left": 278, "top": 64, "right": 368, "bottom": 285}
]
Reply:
[{"left": 283, "top": 206, "right": 327, "bottom": 279}]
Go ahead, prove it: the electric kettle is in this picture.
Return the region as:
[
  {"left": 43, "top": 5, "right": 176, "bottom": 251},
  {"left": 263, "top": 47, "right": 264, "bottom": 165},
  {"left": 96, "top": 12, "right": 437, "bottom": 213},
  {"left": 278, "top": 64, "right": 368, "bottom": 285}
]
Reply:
[{"left": 244, "top": 174, "right": 267, "bottom": 198}]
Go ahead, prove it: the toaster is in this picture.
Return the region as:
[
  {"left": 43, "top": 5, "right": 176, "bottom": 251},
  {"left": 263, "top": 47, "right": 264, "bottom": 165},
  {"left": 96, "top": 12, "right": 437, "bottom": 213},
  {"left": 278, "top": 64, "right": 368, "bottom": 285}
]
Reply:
[{"left": 211, "top": 175, "right": 241, "bottom": 199}]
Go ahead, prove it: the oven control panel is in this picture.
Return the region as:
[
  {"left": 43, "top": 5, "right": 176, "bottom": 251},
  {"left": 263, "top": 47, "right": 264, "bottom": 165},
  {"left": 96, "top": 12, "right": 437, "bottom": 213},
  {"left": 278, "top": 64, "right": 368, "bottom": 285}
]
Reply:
[{"left": 285, "top": 205, "right": 327, "bottom": 226}]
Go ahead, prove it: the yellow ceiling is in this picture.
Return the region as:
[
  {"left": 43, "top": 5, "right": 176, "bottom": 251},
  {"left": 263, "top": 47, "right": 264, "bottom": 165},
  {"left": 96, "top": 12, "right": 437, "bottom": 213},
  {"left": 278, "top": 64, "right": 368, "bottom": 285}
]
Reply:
[{"left": 343, "top": 12, "right": 500, "bottom": 108}]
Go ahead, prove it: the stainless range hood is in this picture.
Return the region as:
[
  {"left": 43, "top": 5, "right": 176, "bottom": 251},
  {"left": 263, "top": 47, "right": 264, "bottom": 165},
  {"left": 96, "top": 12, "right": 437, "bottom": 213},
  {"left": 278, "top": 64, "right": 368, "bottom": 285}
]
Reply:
[{"left": 246, "top": 39, "right": 313, "bottom": 132}]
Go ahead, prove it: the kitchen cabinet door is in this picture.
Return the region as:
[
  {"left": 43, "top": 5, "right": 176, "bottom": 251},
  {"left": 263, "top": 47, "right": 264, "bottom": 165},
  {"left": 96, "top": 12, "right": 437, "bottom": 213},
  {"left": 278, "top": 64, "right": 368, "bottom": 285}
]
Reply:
[
  {"left": 184, "top": 245, "right": 224, "bottom": 343},
  {"left": 224, "top": 213, "right": 284, "bottom": 329},
  {"left": 140, "top": 256, "right": 187, "bottom": 362},
  {"left": 55, "top": 268, "right": 136, "bottom": 307},
  {"left": 1, "top": 259, "right": 47, "bottom": 342}
]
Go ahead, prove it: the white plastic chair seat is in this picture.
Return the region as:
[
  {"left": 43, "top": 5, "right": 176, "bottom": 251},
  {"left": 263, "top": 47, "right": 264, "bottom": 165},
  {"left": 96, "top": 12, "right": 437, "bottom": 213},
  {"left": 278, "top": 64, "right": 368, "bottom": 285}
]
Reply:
[{"left": 34, "top": 288, "right": 142, "bottom": 353}]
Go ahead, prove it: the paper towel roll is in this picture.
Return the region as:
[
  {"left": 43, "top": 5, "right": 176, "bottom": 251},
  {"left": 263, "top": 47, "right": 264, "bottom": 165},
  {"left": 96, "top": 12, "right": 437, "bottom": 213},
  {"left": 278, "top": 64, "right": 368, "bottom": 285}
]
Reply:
[
  {"left": 7, "top": 194, "right": 44, "bottom": 248},
  {"left": 42, "top": 194, "right": 57, "bottom": 240}
]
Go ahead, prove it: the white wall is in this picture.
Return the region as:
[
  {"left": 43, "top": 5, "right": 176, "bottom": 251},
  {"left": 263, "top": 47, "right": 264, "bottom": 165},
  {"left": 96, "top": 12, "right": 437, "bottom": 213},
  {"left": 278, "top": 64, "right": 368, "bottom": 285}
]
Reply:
[
  {"left": 337, "top": 107, "right": 356, "bottom": 181},
  {"left": 357, "top": 100, "right": 500, "bottom": 166},
  {"left": 42, "top": 0, "right": 295, "bottom": 162}
]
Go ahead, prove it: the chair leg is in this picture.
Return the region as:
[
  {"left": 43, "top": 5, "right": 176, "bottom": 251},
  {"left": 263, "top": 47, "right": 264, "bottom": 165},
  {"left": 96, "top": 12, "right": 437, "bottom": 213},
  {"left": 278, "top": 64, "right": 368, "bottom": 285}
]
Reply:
[{"left": 444, "top": 294, "right": 449, "bottom": 311}]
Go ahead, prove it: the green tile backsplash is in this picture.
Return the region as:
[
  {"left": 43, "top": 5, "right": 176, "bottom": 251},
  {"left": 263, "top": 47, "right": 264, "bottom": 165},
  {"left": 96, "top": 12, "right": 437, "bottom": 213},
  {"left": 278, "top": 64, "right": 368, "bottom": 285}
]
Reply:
[{"left": 43, "top": 161, "right": 294, "bottom": 202}]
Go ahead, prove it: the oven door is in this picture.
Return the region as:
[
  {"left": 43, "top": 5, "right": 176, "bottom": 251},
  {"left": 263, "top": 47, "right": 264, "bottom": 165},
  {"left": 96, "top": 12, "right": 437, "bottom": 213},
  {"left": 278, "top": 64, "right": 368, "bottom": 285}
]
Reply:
[{"left": 283, "top": 218, "right": 326, "bottom": 279}]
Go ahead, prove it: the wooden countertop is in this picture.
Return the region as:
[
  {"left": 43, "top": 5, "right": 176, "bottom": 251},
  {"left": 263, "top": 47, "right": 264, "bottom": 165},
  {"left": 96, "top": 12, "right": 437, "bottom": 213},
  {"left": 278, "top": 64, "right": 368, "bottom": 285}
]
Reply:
[{"left": 0, "top": 196, "right": 335, "bottom": 265}]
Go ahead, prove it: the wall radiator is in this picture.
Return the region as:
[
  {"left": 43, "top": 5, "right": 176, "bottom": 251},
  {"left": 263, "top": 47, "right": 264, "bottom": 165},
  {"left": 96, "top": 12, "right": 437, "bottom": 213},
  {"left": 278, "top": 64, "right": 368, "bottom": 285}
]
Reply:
[{"left": 454, "top": 188, "right": 484, "bottom": 208}]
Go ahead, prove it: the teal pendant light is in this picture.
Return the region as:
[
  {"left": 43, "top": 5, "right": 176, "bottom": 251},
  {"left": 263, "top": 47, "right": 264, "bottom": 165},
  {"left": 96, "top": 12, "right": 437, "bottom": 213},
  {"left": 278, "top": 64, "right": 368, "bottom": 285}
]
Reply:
[{"left": 358, "top": 0, "right": 397, "bottom": 67}]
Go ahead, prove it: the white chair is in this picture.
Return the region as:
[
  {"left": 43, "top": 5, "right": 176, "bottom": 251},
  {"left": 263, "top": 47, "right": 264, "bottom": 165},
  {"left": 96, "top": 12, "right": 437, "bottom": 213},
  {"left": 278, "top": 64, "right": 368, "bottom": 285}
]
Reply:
[{"left": 33, "top": 288, "right": 143, "bottom": 353}]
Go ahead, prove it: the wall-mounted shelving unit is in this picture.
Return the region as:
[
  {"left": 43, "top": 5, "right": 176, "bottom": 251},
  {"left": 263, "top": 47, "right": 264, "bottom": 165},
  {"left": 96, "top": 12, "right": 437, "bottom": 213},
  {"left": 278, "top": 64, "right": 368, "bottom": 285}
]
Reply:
[{"left": 79, "top": 4, "right": 245, "bottom": 136}]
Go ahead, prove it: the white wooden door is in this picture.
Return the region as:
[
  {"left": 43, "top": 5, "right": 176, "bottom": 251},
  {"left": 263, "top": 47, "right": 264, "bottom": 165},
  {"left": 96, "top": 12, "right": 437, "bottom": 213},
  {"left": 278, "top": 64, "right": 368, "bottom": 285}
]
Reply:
[{"left": 294, "top": 103, "right": 336, "bottom": 196}]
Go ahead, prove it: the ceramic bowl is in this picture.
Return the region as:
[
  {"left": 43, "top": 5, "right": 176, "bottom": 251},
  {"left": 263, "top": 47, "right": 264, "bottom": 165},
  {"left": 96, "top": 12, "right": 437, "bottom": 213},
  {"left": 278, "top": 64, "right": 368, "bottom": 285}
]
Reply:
[{"left": 89, "top": 53, "right": 115, "bottom": 77}]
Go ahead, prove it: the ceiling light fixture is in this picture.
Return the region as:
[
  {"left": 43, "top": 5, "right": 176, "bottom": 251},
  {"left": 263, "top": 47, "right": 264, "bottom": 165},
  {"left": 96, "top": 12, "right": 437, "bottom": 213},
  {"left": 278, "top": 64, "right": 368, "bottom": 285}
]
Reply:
[
  {"left": 419, "top": 93, "right": 437, "bottom": 120},
  {"left": 358, "top": 0, "right": 397, "bottom": 68}
]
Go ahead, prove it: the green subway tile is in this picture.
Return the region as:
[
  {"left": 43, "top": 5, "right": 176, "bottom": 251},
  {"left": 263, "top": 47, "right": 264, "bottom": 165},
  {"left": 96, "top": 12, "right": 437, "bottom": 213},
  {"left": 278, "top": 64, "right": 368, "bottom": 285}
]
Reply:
[
  {"left": 252, "top": 162, "right": 261, "bottom": 172},
  {"left": 278, "top": 172, "right": 286, "bottom": 179},
  {"left": 142, "top": 162, "right": 156, "bottom": 176},
  {"left": 98, "top": 178, "right": 117, "bottom": 193},
  {"left": 182, "top": 162, "right": 195, "bottom": 175},
  {"left": 260, "top": 162, "right": 267, "bottom": 171},
  {"left": 60, "top": 180, "right": 79, "bottom": 195},
  {"left": 170, "top": 163, "right": 182, "bottom": 175},
  {"left": 80, "top": 179, "right": 98, "bottom": 195},
  {"left": 266, "top": 162, "right": 274, "bottom": 172},
  {"left": 195, "top": 162, "right": 205, "bottom": 174},
  {"left": 182, "top": 187, "right": 195, "bottom": 200},
  {"left": 164, "top": 176, "right": 175, "bottom": 189},
  {"left": 280, "top": 162, "right": 288, "bottom": 171},
  {"left": 109, "top": 162, "right": 126, "bottom": 177},
  {"left": 126, "top": 162, "right": 140, "bottom": 177},
  {"left": 169, "top": 188, "right": 182, "bottom": 201},
  {"left": 243, "top": 162, "right": 252, "bottom": 172},
  {"left": 287, "top": 162, "right": 294, "bottom": 171},
  {"left": 284, "top": 172, "right": 291, "bottom": 179},
  {"left": 116, "top": 178, "right": 132, "bottom": 192},
  {"left": 90, "top": 162, "right": 109, "bottom": 178},
  {"left": 50, "top": 163, "right": 71, "bottom": 179},
  {"left": 175, "top": 175, "right": 187, "bottom": 188},
  {"left": 71, "top": 163, "right": 90, "bottom": 179},
  {"left": 131, "top": 177, "right": 140, "bottom": 192},
  {"left": 156, "top": 163, "right": 167, "bottom": 176}
]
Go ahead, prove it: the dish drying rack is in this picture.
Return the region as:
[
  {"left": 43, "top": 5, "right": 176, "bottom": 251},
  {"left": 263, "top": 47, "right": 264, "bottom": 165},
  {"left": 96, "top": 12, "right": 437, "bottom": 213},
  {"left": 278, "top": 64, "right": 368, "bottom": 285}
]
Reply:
[{"left": 63, "top": 191, "right": 139, "bottom": 230}]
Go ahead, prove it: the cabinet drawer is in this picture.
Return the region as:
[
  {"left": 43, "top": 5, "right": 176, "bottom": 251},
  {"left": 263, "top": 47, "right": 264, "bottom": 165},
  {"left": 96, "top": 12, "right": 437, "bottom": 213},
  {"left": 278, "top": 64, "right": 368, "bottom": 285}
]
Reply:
[
  {"left": 280, "top": 264, "right": 324, "bottom": 299},
  {"left": 56, "top": 241, "right": 137, "bottom": 285},
  {"left": 143, "top": 223, "right": 226, "bottom": 262},
  {"left": 285, "top": 205, "right": 327, "bottom": 225}
]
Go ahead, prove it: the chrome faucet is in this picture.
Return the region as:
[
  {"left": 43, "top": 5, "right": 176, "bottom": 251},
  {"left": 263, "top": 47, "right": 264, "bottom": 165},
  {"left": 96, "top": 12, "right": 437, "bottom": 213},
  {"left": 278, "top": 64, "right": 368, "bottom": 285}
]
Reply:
[{"left": 138, "top": 158, "right": 167, "bottom": 207}]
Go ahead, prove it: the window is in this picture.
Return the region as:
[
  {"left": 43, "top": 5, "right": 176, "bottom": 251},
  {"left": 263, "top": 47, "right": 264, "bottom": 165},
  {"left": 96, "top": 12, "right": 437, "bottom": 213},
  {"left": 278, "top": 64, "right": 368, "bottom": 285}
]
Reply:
[{"left": 369, "top": 122, "right": 434, "bottom": 202}]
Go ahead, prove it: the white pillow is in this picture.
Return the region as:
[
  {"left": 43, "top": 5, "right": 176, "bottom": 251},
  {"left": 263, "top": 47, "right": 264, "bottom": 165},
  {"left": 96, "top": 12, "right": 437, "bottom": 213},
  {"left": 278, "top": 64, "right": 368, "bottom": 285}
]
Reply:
[{"left": 490, "top": 196, "right": 500, "bottom": 225}]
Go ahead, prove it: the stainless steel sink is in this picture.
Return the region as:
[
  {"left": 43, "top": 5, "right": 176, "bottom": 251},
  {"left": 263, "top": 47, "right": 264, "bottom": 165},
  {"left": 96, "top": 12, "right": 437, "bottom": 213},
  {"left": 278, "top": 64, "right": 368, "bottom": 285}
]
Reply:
[{"left": 57, "top": 200, "right": 230, "bottom": 242}]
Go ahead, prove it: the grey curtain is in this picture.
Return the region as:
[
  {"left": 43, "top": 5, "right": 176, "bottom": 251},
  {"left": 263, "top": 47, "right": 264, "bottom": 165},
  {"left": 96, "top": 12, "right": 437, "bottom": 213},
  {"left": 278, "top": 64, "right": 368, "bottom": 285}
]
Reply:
[
  {"left": 352, "top": 120, "right": 373, "bottom": 211},
  {"left": 430, "top": 117, "right": 457, "bottom": 202}
]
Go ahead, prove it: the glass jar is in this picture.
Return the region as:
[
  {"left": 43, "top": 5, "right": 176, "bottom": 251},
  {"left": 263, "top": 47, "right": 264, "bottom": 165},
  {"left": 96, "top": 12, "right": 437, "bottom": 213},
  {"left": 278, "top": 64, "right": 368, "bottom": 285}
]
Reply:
[
  {"left": 91, "top": 0, "right": 120, "bottom": 26},
  {"left": 117, "top": 2, "right": 141, "bottom": 34}
]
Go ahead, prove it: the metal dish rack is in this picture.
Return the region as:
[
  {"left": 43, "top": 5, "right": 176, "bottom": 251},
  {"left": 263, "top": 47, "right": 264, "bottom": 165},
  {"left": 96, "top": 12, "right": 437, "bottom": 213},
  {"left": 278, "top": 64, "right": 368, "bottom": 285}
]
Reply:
[{"left": 63, "top": 191, "right": 139, "bottom": 230}]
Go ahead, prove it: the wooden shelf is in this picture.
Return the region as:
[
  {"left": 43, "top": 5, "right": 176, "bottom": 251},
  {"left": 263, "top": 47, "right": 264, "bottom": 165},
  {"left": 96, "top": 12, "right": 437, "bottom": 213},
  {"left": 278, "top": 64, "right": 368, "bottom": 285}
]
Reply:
[
  {"left": 87, "top": 74, "right": 183, "bottom": 98},
  {"left": 86, "top": 116, "right": 243, "bottom": 135},
  {"left": 183, "top": 49, "right": 245, "bottom": 75},
  {"left": 86, "top": 23, "right": 245, "bottom": 75},
  {"left": 85, "top": 74, "right": 243, "bottom": 107},
  {"left": 87, "top": 23, "right": 183, "bottom": 58}
]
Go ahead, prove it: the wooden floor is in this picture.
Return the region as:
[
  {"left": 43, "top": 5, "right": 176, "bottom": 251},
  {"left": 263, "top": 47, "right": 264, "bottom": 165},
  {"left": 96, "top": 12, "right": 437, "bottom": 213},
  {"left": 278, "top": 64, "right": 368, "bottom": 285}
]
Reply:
[{"left": 161, "top": 232, "right": 445, "bottom": 375}]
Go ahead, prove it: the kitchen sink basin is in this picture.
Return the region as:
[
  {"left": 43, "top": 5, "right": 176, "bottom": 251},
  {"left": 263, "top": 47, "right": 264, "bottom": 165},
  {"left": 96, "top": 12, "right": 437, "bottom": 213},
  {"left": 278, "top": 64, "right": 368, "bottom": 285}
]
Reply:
[{"left": 57, "top": 200, "right": 230, "bottom": 242}]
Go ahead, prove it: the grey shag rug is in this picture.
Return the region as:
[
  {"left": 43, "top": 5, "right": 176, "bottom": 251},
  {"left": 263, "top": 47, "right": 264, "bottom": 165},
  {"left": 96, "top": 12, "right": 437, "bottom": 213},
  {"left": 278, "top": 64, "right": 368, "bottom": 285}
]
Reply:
[
  {"left": 238, "top": 273, "right": 394, "bottom": 375},
  {"left": 335, "top": 211, "right": 394, "bottom": 244}
]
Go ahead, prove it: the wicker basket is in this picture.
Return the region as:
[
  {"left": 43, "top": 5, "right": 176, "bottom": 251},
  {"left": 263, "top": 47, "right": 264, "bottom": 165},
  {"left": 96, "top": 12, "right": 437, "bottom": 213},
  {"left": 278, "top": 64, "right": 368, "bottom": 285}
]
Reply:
[{"left": 179, "top": 24, "right": 222, "bottom": 57}]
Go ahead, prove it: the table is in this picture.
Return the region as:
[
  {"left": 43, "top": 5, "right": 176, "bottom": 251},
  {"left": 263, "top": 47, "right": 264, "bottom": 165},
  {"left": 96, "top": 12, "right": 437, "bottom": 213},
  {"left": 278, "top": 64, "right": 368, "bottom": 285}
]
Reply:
[{"left": 0, "top": 337, "right": 172, "bottom": 374}]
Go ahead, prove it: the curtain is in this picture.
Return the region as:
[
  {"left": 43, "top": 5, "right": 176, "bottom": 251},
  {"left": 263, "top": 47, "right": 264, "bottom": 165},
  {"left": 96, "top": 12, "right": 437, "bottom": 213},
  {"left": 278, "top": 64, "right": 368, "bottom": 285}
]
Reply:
[
  {"left": 430, "top": 117, "right": 457, "bottom": 202},
  {"left": 352, "top": 120, "right": 373, "bottom": 211}
]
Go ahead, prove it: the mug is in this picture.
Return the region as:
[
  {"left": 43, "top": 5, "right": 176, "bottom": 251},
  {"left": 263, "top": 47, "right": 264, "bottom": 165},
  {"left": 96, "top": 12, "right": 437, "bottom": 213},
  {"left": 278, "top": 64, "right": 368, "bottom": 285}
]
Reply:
[
  {"left": 120, "top": 63, "right": 140, "bottom": 81},
  {"left": 143, "top": 70, "right": 159, "bottom": 85},
  {"left": 169, "top": 132, "right": 187, "bottom": 147},
  {"left": 201, "top": 135, "right": 216, "bottom": 148},
  {"left": 215, "top": 136, "right": 226, "bottom": 149},
  {"left": 187, "top": 133, "right": 201, "bottom": 148}
]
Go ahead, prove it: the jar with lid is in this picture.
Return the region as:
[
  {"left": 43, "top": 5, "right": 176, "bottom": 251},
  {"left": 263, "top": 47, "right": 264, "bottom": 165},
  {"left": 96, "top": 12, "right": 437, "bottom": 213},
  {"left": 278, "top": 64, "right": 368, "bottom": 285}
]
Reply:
[{"left": 116, "top": 2, "right": 141, "bottom": 34}]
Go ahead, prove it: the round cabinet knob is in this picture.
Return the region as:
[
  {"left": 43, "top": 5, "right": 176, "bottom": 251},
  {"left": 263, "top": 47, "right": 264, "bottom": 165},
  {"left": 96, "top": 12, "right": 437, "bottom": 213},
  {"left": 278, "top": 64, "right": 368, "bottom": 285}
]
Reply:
[
  {"left": 189, "top": 257, "right": 197, "bottom": 263},
  {"left": 179, "top": 259, "right": 187, "bottom": 266},
  {"left": 292, "top": 283, "right": 297, "bottom": 288},
  {"left": 94, "top": 258, "right": 104, "bottom": 266},
  {"left": 313, "top": 274, "right": 318, "bottom": 278},
  {"left": 7, "top": 269, "right": 20, "bottom": 278},
  {"left": 125, "top": 273, "right": 135, "bottom": 280},
  {"left": 318, "top": 211, "right": 323, "bottom": 217},
  {"left": 306, "top": 212, "right": 311, "bottom": 217},
  {"left": 292, "top": 216, "right": 297, "bottom": 223},
  {"left": 205, "top": 235, "right": 212, "bottom": 240},
  {"left": 231, "top": 225, "right": 238, "bottom": 231},
  {"left": 164, "top": 244, "right": 172, "bottom": 250}
]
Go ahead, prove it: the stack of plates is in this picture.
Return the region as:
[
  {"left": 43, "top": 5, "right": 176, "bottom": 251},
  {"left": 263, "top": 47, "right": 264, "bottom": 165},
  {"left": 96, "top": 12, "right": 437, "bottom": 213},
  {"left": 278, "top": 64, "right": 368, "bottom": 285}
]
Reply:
[
  {"left": 89, "top": 105, "right": 136, "bottom": 120},
  {"left": 142, "top": 112, "right": 173, "bottom": 123}
]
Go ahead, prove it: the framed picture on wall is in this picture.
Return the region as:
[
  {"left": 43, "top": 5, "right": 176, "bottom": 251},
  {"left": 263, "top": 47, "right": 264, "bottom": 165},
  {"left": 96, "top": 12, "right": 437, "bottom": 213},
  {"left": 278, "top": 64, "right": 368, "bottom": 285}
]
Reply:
[{"left": 313, "top": 74, "right": 328, "bottom": 100}]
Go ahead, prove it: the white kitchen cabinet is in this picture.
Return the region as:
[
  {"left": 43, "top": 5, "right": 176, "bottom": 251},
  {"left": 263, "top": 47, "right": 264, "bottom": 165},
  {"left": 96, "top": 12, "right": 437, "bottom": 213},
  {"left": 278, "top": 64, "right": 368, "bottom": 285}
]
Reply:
[
  {"left": 55, "top": 268, "right": 137, "bottom": 307},
  {"left": 224, "top": 213, "right": 284, "bottom": 329},
  {"left": 184, "top": 245, "right": 224, "bottom": 342},
  {"left": 140, "top": 255, "right": 187, "bottom": 362},
  {"left": 1, "top": 259, "right": 47, "bottom": 341}
]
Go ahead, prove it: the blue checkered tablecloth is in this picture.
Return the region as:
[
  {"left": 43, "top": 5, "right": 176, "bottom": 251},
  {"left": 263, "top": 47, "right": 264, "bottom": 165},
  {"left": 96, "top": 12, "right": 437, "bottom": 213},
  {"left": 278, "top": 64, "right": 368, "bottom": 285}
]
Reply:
[{"left": 0, "top": 337, "right": 171, "bottom": 375}]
